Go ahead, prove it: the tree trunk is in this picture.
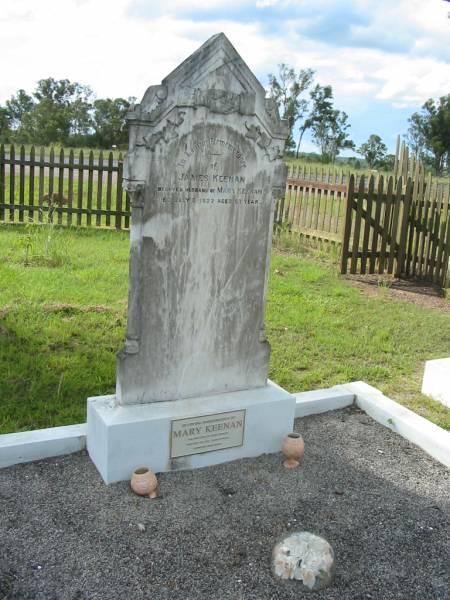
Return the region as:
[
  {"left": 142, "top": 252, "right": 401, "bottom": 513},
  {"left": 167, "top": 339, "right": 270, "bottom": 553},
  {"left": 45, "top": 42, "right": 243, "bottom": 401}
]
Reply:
[{"left": 295, "top": 129, "right": 305, "bottom": 159}]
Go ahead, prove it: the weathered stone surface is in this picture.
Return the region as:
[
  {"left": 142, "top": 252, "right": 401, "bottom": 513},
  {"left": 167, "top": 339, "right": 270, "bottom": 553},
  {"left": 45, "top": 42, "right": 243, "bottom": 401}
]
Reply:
[
  {"left": 117, "top": 33, "right": 289, "bottom": 405},
  {"left": 272, "top": 531, "right": 335, "bottom": 591}
]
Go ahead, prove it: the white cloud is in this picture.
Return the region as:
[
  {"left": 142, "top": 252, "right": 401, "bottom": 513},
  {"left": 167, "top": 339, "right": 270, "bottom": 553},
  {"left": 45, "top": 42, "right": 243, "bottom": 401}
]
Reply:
[{"left": 0, "top": 0, "right": 448, "bottom": 131}]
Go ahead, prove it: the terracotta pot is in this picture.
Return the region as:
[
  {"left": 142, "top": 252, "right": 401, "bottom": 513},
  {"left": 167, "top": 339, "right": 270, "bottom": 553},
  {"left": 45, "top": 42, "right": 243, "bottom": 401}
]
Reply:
[
  {"left": 282, "top": 433, "right": 305, "bottom": 469},
  {"left": 130, "top": 467, "right": 158, "bottom": 498}
]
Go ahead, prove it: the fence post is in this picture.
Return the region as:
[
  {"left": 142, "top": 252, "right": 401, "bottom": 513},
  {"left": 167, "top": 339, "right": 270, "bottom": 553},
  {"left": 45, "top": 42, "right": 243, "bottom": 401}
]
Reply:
[
  {"left": 19, "top": 145, "right": 25, "bottom": 222},
  {"left": 77, "top": 150, "right": 84, "bottom": 227},
  {"left": 115, "top": 154, "right": 124, "bottom": 230},
  {"left": 9, "top": 144, "right": 15, "bottom": 222},
  {"left": 340, "top": 174, "right": 355, "bottom": 274},
  {"left": 29, "top": 145, "right": 35, "bottom": 222},
  {"left": 67, "top": 149, "right": 74, "bottom": 226},
  {"left": 441, "top": 212, "right": 450, "bottom": 289},
  {"left": 0, "top": 143, "right": 5, "bottom": 222},
  {"left": 395, "top": 177, "right": 413, "bottom": 277}
]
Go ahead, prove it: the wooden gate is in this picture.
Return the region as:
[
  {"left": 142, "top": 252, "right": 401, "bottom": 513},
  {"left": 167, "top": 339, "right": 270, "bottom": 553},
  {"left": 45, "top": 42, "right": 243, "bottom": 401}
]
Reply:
[{"left": 340, "top": 174, "right": 450, "bottom": 287}]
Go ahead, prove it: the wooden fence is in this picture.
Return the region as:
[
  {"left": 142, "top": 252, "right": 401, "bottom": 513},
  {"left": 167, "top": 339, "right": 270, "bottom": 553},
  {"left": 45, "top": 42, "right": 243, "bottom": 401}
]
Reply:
[
  {"left": 341, "top": 174, "right": 450, "bottom": 286},
  {"left": 2, "top": 143, "right": 449, "bottom": 286},
  {"left": 0, "top": 144, "right": 129, "bottom": 229},
  {"left": 275, "top": 166, "right": 348, "bottom": 243},
  {"left": 276, "top": 162, "right": 450, "bottom": 287}
]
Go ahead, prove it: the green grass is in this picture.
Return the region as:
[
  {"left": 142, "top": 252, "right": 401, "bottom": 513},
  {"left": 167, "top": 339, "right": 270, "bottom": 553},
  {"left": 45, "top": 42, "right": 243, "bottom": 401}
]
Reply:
[
  {"left": 0, "top": 225, "right": 129, "bottom": 433},
  {"left": 0, "top": 225, "right": 449, "bottom": 434}
]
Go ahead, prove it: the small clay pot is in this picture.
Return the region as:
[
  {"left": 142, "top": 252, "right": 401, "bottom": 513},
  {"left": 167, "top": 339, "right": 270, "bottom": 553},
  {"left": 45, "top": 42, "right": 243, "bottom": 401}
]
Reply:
[
  {"left": 282, "top": 433, "right": 305, "bottom": 469},
  {"left": 130, "top": 467, "right": 158, "bottom": 498}
]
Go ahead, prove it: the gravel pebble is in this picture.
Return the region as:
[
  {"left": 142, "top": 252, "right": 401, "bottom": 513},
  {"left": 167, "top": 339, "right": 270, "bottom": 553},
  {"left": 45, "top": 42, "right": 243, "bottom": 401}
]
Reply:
[{"left": 0, "top": 407, "right": 449, "bottom": 599}]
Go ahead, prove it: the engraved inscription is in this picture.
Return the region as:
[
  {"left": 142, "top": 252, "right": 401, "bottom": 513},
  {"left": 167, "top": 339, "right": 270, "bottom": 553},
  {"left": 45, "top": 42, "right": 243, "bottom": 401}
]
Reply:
[
  {"left": 171, "top": 410, "right": 246, "bottom": 458},
  {"left": 177, "top": 137, "right": 246, "bottom": 168},
  {"left": 156, "top": 134, "right": 264, "bottom": 207}
]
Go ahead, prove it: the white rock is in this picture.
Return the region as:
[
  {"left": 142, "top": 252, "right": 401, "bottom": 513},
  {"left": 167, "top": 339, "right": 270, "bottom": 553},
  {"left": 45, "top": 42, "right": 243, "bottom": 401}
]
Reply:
[{"left": 272, "top": 532, "right": 334, "bottom": 591}]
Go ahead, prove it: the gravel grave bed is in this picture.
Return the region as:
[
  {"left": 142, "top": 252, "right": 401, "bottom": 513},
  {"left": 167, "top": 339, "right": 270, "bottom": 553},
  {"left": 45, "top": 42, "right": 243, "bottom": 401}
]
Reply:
[{"left": 1, "top": 407, "right": 449, "bottom": 600}]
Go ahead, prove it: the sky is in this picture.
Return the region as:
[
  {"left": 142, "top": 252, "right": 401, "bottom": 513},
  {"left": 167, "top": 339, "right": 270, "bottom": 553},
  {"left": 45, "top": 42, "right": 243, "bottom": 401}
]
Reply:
[{"left": 1, "top": 0, "right": 449, "bottom": 154}]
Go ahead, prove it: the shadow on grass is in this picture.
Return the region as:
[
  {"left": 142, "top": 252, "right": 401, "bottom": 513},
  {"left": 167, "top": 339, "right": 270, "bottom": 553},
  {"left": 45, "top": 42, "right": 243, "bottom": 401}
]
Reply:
[{"left": 0, "top": 303, "right": 124, "bottom": 433}]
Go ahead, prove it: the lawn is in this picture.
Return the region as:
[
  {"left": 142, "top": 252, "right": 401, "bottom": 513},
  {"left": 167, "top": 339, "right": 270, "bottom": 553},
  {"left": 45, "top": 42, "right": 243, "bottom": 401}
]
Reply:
[{"left": 0, "top": 224, "right": 449, "bottom": 434}]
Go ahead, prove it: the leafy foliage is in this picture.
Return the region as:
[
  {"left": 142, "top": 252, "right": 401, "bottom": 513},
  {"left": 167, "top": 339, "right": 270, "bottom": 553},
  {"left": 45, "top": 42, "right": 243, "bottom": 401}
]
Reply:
[
  {"left": 91, "top": 98, "right": 130, "bottom": 147},
  {"left": 296, "top": 84, "right": 333, "bottom": 158},
  {"left": 310, "top": 103, "right": 354, "bottom": 163},
  {"left": 1, "top": 78, "right": 132, "bottom": 148},
  {"left": 357, "top": 134, "right": 388, "bottom": 168},
  {"left": 5, "top": 89, "right": 34, "bottom": 129},
  {"left": 406, "top": 95, "right": 450, "bottom": 175},
  {"left": 0, "top": 106, "right": 11, "bottom": 142},
  {"left": 268, "top": 64, "right": 315, "bottom": 152},
  {"left": 267, "top": 67, "right": 354, "bottom": 162}
]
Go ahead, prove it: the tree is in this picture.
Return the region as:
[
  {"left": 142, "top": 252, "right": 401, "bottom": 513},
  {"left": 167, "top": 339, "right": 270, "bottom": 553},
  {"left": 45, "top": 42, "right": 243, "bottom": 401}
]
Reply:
[
  {"left": 357, "top": 134, "right": 388, "bottom": 168},
  {"left": 0, "top": 106, "right": 12, "bottom": 141},
  {"left": 296, "top": 84, "right": 333, "bottom": 158},
  {"left": 5, "top": 89, "right": 34, "bottom": 133},
  {"left": 374, "top": 153, "right": 395, "bottom": 172},
  {"left": 32, "top": 78, "right": 93, "bottom": 144},
  {"left": 420, "top": 96, "right": 450, "bottom": 175},
  {"left": 406, "top": 95, "right": 450, "bottom": 175},
  {"left": 2, "top": 89, "right": 34, "bottom": 142},
  {"left": 91, "top": 98, "right": 130, "bottom": 148},
  {"left": 4, "top": 78, "right": 93, "bottom": 145},
  {"left": 405, "top": 112, "right": 427, "bottom": 159},
  {"left": 310, "top": 100, "right": 354, "bottom": 163},
  {"left": 268, "top": 64, "right": 314, "bottom": 152}
]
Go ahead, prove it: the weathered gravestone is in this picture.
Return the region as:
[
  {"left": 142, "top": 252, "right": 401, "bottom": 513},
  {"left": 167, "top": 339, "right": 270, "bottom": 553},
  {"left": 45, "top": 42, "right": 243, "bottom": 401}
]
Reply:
[{"left": 87, "top": 33, "right": 296, "bottom": 483}]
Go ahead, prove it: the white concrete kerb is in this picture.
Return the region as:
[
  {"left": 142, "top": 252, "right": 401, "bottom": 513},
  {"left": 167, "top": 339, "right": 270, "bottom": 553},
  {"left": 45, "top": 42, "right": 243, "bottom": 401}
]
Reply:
[
  {"left": 293, "top": 385, "right": 354, "bottom": 417},
  {"left": 0, "top": 424, "right": 86, "bottom": 469},
  {"left": 1, "top": 382, "right": 449, "bottom": 471},
  {"left": 343, "top": 381, "right": 450, "bottom": 469}
]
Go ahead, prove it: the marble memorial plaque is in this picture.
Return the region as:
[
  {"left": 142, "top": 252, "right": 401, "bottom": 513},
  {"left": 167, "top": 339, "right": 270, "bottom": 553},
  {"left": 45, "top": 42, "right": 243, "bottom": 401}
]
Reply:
[{"left": 170, "top": 409, "right": 246, "bottom": 458}]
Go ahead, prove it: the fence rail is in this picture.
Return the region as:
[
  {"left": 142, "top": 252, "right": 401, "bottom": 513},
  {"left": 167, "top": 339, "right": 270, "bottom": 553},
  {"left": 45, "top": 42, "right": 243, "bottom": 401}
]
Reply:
[
  {"left": 0, "top": 144, "right": 130, "bottom": 229},
  {"left": 275, "top": 170, "right": 347, "bottom": 243}
]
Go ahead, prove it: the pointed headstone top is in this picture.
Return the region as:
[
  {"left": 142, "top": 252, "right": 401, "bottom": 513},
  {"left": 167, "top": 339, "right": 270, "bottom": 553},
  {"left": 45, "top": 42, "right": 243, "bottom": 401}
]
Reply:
[{"left": 127, "top": 33, "right": 289, "bottom": 142}]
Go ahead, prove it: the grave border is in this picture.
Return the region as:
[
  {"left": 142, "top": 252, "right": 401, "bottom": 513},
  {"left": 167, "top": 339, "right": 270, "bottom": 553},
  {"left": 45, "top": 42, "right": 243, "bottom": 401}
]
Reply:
[{"left": 1, "top": 382, "right": 449, "bottom": 470}]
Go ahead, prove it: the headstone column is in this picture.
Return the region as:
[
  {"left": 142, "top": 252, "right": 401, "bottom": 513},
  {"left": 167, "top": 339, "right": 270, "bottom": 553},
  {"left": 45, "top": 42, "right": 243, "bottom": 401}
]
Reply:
[{"left": 120, "top": 181, "right": 145, "bottom": 357}]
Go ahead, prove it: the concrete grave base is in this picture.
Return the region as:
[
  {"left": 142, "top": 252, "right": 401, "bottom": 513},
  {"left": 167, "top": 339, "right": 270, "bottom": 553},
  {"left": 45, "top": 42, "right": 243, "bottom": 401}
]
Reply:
[
  {"left": 87, "top": 380, "right": 296, "bottom": 484},
  {"left": 422, "top": 357, "right": 450, "bottom": 408}
]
